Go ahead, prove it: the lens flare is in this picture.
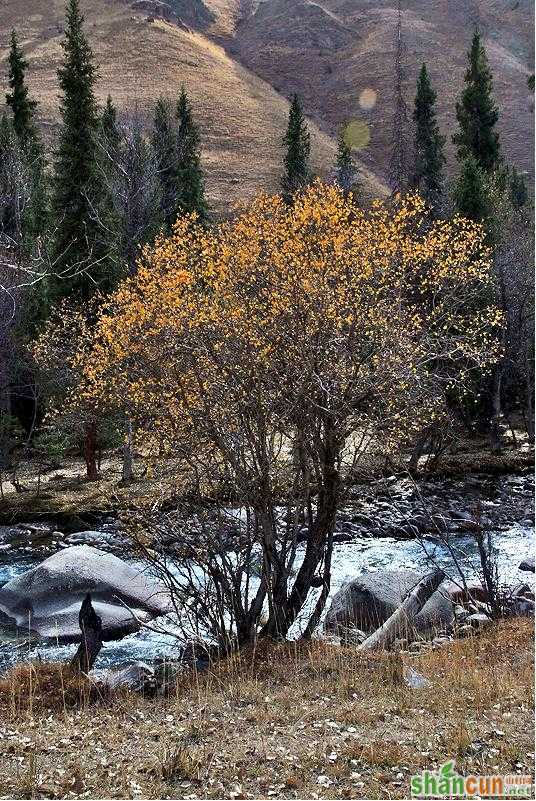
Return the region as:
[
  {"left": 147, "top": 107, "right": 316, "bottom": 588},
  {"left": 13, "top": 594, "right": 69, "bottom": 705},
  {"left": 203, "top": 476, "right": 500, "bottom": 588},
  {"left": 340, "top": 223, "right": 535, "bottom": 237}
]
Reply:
[
  {"left": 359, "top": 88, "right": 377, "bottom": 110},
  {"left": 343, "top": 119, "right": 370, "bottom": 151}
]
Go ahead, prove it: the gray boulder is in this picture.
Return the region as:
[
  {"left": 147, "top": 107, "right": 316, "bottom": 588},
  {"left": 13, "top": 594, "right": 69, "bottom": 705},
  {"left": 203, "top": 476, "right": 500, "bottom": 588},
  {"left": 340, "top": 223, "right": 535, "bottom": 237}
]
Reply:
[
  {"left": 324, "top": 569, "right": 454, "bottom": 638},
  {"left": 96, "top": 661, "right": 157, "bottom": 694},
  {"left": 0, "top": 545, "right": 169, "bottom": 642},
  {"left": 519, "top": 556, "right": 535, "bottom": 573}
]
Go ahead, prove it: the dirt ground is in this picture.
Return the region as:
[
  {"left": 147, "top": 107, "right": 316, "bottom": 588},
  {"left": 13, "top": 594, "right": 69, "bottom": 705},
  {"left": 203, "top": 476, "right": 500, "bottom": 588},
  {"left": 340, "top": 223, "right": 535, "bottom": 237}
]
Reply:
[{"left": 0, "top": 618, "right": 534, "bottom": 800}]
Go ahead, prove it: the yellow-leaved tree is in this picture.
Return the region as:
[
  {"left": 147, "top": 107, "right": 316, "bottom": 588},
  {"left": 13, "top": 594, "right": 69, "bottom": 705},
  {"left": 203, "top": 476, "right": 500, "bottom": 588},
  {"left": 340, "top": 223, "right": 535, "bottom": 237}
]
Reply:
[{"left": 76, "top": 182, "right": 502, "bottom": 648}]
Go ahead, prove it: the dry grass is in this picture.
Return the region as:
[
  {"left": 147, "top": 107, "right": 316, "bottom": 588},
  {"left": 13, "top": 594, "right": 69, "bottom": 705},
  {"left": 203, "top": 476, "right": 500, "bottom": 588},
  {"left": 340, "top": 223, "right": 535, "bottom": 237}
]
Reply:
[
  {"left": 0, "top": 618, "right": 533, "bottom": 799},
  {"left": 0, "top": 0, "right": 386, "bottom": 217}
]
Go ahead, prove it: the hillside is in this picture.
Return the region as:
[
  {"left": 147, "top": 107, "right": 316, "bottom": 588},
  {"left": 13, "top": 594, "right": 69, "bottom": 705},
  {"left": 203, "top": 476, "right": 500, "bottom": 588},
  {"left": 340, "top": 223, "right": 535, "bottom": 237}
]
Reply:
[
  {"left": 0, "top": 0, "right": 385, "bottom": 216},
  {"left": 230, "top": 0, "right": 535, "bottom": 184},
  {"left": 0, "top": 0, "right": 533, "bottom": 212}
]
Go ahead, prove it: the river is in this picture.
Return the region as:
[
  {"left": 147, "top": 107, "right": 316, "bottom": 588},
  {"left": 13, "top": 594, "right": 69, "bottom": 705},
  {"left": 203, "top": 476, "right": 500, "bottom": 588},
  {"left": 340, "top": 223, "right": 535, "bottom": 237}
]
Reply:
[{"left": 0, "top": 471, "right": 534, "bottom": 672}]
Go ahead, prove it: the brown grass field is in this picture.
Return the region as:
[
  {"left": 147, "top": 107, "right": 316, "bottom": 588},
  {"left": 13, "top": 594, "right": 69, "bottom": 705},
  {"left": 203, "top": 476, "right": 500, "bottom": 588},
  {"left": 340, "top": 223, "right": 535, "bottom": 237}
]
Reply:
[{"left": 0, "top": 619, "right": 534, "bottom": 799}]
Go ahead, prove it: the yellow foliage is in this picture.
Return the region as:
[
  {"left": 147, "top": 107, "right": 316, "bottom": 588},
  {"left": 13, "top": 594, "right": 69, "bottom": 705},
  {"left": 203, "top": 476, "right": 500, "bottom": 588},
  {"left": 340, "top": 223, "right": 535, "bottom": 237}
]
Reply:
[{"left": 75, "top": 182, "right": 501, "bottom": 464}]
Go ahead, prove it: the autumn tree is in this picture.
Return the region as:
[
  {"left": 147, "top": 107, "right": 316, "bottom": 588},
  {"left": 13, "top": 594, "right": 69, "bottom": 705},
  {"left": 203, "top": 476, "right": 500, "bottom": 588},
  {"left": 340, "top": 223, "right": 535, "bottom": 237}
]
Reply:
[
  {"left": 281, "top": 94, "right": 311, "bottom": 201},
  {"left": 75, "top": 183, "right": 500, "bottom": 649}
]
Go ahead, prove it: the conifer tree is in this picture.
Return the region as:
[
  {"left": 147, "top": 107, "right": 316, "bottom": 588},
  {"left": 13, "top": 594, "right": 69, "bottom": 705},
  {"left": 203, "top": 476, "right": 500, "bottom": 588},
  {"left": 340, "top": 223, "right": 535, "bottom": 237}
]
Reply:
[
  {"left": 52, "top": 0, "right": 101, "bottom": 299},
  {"left": 412, "top": 62, "right": 445, "bottom": 204},
  {"left": 453, "top": 31, "right": 501, "bottom": 173},
  {"left": 334, "top": 125, "right": 358, "bottom": 197},
  {"left": 101, "top": 94, "right": 119, "bottom": 152},
  {"left": 6, "top": 30, "right": 38, "bottom": 149},
  {"left": 281, "top": 94, "right": 311, "bottom": 201},
  {"left": 152, "top": 97, "right": 179, "bottom": 230},
  {"left": 176, "top": 87, "right": 207, "bottom": 221},
  {"left": 454, "top": 154, "right": 490, "bottom": 224},
  {"left": 5, "top": 29, "right": 48, "bottom": 251}
]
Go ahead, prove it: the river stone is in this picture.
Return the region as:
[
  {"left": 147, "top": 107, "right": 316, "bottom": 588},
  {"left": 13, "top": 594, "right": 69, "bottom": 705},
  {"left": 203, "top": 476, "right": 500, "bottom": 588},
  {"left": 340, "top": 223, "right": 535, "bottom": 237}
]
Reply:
[
  {"left": 0, "top": 545, "right": 170, "bottom": 642},
  {"left": 324, "top": 569, "right": 454, "bottom": 638},
  {"left": 519, "top": 556, "right": 535, "bottom": 573}
]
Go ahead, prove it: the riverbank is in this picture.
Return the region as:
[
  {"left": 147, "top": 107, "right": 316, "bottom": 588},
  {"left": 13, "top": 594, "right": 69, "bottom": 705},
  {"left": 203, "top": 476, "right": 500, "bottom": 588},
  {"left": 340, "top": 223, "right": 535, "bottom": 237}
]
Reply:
[
  {"left": 0, "top": 438, "right": 533, "bottom": 525},
  {"left": 0, "top": 618, "right": 533, "bottom": 800}
]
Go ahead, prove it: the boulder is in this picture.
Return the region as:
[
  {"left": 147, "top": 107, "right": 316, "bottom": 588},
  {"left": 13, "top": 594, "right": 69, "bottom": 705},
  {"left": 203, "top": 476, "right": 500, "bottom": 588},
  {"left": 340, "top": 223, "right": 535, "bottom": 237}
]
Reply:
[
  {"left": 0, "top": 545, "right": 170, "bottom": 642},
  {"left": 324, "top": 569, "right": 454, "bottom": 638},
  {"left": 96, "top": 661, "right": 156, "bottom": 694},
  {"left": 519, "top": 556, "right": 535, "bottom": 573}
]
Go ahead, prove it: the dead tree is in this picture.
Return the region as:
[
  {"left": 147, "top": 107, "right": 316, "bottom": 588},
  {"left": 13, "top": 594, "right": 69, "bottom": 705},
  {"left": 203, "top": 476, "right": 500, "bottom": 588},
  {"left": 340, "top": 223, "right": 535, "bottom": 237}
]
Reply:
[
  {"left": 388, "top": 0, "right": 409, "bottom": 194},
  {"left": 359, "top": 569, "right": 445, "bottom": 651},
  {"left": 69, "top": 593, "right": 103, "bottom": 673}
]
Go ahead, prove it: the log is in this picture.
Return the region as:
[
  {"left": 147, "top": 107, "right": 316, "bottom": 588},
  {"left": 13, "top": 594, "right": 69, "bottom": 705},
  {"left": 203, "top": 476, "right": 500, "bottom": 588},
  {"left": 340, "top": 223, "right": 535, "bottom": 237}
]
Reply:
[
  {"left": 69, "top": 593, "right": 103, "bottom": 673},
  {"left": 358, "top": 569, "right": 445, "bottom": 652}
]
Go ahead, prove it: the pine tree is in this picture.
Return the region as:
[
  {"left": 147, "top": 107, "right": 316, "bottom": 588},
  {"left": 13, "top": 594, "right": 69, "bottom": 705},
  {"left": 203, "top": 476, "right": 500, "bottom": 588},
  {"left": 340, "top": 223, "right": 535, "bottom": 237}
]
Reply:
[
  {"left": 93, "top": 95, "right": 123, "bottom": 289},
  {"left": 281, "top": 94, "right": 311, "bottom": 201},
  {"left": 100, "top": 94, "right": 119, "bottom": 152},
  {"left": 152, "top": 97, "right": 179, "bottom": 230},
  {"left": 175, "top": 86, "right": 208, "bottom": 221},
  {"left": 6, "top": 30, "right": 38, "bottom": 149},
  {"left": 52, "top": 0, "right": 101, "bottom": 299},
  {"left": 5, "top": 28, "right": 48, "bottom": 251},
  {"left": 454, "top": 155, "right": 490, "bottom": 223},
  {"left": 412, "top": 62, "right": 445, "bottom": 204},
  {"left": 453, "top": 31, "right": 501, "bottom": 173},
  {"left": 334, "top": 125, "right": 358, "bottom": 197},
  {"left": 0, "top": 113, "right": 20, "bottom": 239}
]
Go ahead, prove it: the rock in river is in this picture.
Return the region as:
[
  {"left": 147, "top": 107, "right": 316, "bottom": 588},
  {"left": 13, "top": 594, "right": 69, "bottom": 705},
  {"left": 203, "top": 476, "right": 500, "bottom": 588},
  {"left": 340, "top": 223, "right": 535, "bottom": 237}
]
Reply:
[
  {"left": 0, "top": 545, "right": 169, "bottom": 642},
  {"left": 324, "top": 569, "right": 454, "bottom": 638}
]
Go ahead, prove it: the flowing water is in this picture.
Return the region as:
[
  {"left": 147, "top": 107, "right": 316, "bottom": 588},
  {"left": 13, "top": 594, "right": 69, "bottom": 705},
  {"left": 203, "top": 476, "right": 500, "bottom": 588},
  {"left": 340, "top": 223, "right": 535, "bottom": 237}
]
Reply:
[{"left": 0, "top": 472, "right": 534, "bottom": 672}]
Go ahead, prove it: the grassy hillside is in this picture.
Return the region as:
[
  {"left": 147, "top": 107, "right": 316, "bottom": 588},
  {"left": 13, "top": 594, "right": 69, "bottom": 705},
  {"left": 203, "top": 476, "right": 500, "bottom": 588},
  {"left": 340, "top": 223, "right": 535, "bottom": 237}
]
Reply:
[
  {"left": 232, "top": 0, "right": 534, "bottom": 184},
  {"left": 0, "top": 0, "right": 386, "bottom": 216},
  {"left": 0, "top": 619, "right": 533, "bottom": 799}
]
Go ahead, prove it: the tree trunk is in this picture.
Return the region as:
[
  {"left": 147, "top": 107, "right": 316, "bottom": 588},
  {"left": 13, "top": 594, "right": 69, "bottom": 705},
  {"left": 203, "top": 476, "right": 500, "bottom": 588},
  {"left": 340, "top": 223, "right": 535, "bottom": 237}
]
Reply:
[
  {"left": 265, "top": 424, "right": 340, "bottom": 640},
  {"left": 69, "top": 593, "right": 103, "bottom": 673},
  {"left": 121, "top": 418, "right": 134, "bottom": 484},
  {"left": 358, "top": 570, "right": 445, "bottom": 652},
  {"left": 84, "top": 421, "right": 99, "bottom": 481},
  {"left": 489, "top": 367, "right": 502, "bottom": 453}
]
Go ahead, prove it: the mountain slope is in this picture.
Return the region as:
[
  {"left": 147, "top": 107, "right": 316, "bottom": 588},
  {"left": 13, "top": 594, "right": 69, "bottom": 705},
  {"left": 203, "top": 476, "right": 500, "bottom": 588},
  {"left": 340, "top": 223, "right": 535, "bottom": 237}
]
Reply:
[
  {"left": 0, "top": 0, "right": 386, "bottom": 215},
  {"left": 230, "top": 0, "right": 534, "bottom": 183}
]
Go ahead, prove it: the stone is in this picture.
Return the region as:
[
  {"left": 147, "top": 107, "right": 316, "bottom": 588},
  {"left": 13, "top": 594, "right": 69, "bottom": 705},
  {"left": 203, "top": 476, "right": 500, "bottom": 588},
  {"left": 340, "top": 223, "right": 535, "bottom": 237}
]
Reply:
[
  {"left": 0, "top": 545, "right": 170, "bottom": 642},
  {"left": 404, "top": 667, "right": 430, "bottom": 689},
  {"left": 467, "top": 613, "right": 491, "bottom": 628},
  {"left": 97, "top": 661, "right": 156, "bottom": 694},
  {"left": 324, "top": 569, "right": 454, "bottom": 638},
  {"left": 519, "top": 556, "right": 535, "bottom": 573}
]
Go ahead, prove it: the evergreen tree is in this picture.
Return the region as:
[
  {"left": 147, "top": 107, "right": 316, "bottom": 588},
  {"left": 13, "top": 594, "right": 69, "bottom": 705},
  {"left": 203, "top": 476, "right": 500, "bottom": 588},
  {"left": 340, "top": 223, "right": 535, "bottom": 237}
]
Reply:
[
  {"left": 93, "top": 95, "right": 123, "bottom": 289},
  {"left": 453, "top": 31, "right": 501, "bottom": 173},
  {"left": 454, "top": 154, "right": 490, "bottom": 224},
  {"left": 334, "top": 125, "right": 358, "bottom": 197},
  {"left": 281, "top": 94, "right": 311, "bottom": 201},
  {"left": 0, "top": 113, "right": 20, "bottom": 239},
  {"left": 175, "top": 87, "right": 207, "bottom": 221},
  {"left": 152, "top": 97, "right": 179, "bottom": 230},
  {"left": 5, "top": 28, "right": 48, "bottom": 252},
  {"left": 100, "top": 94, "right": 120, "bottom": 152},
  {"left": 52, "top": 0, "right": 101, "bottom": 299},
  {"left": 412, "top": 62, "right": 445, "bottom": 204},
  {"left": 6, "top": 30, "right": 38, "bottom": 149}
]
